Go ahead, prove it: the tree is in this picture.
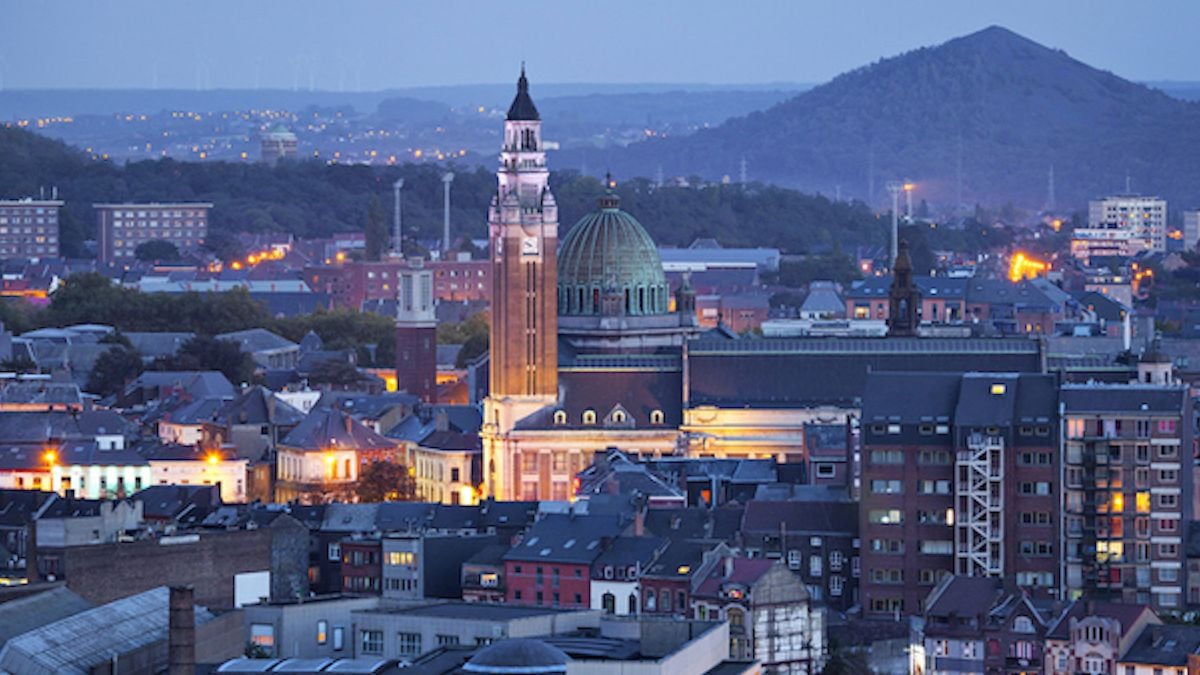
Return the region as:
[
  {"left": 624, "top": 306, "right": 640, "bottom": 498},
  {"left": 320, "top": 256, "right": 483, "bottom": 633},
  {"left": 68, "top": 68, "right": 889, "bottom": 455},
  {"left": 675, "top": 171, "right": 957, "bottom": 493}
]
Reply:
[
  {"left": 308, "top": 359, "right": 367, "bottom": 387},
  {"left": 159, "top": 335, "right": 255, "bottom": 385},
  {"left": 364, "top": 194, "right": 388, "bottom": 261},
  {"left": 0, "top": 354, "right": 39, "bottom": 374},
  {"left": 86, "top": 346, "right": 145, "bottom": 396},
  {"left": 355, "top": 460, "right": 415, "bottom": 502},
  {"left": 134, "top": 239, "right": 180, "bottom": 262}
]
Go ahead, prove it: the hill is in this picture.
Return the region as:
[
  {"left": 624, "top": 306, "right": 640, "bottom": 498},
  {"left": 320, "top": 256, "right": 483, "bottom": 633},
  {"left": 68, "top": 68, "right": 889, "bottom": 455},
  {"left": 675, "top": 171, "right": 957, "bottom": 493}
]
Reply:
[
  {"left": 0, "top": 125, "right": 882, "bottom": 256},
  {"left": 593, "top": 26, "right": 1200, "bottom": 210}
]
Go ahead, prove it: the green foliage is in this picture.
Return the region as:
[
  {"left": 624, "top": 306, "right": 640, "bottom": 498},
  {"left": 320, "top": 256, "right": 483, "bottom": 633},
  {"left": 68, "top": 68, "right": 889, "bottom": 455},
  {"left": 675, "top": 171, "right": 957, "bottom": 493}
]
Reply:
[
  {"left": 436, "top": 312, "right": 488, "bottom": 345},
  {"left": 272, "top": 309, "right": 394, "bottom": 367},
  {"left": 0, "top": 354, "right": 39, "bottom": 374},
  {"left": 364, "top": 194, "right": 388, "bottom": 261},
  {"left": 0, "top": 299, "right": 38, "bottom": 335},
  {"left": 45, "top": 273, "right": 271, "bottom": 334},
  {"left": 767, "top": 252, "right": 862, "bottom": 288},
  {"left": 134, "top": 239, "right": 180, "bottom": 262},
  {"left": 355, "top": 460, "right": 415, "bottom": 502},
  {"left": 157, "top": 335, "right": 255, "bottom": 386},
  {"left": 86, "top": 346, "right": 144, "bottom": 396},
  {"left": 308, "top": 359, "right": 368, "bottom": 387}
]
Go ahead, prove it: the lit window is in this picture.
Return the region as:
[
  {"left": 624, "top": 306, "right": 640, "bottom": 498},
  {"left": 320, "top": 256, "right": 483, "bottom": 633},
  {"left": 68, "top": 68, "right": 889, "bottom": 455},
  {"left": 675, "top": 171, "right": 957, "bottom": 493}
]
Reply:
[
  {"left": 582, "top": 410, "right": 596, "bottom": 425},
  {"left": 991, "top": 383, "right": 1006, "bottom": 395}
]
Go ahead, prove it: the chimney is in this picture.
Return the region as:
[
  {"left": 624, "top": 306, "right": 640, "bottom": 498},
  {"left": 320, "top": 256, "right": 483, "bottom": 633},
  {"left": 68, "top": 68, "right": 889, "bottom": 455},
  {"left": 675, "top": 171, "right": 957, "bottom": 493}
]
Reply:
[{"left": 168, "top": 585, "right": 196, "bottom": 675}]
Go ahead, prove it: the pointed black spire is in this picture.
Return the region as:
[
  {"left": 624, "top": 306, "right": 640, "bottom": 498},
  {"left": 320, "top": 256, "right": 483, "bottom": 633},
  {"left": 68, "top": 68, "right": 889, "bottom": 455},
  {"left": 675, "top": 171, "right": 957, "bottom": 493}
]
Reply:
[{"left": 506, "top": 64, "right": 540, "bottom": 121}]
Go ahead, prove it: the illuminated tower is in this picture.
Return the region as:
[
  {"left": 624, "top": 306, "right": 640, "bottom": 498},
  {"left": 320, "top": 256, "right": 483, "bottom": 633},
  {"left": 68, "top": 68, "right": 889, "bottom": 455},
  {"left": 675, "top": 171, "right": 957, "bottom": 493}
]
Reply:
[
  {"left": 394, "top": 262, "right": 437, "bottom": 403},
  {"left": 482, "top": 66, "right": 560, "bottom": 500}
]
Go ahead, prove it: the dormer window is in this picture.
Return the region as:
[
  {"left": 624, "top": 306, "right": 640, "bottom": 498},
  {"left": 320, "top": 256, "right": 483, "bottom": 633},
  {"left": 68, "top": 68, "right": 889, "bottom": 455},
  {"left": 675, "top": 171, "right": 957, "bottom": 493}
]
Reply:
[
  {"left": 583, "top": 410, "right": 597, "bottom": 425},
  {"left": 650, "top": 410, "right": 664, "bottom": 425},
  {"left": 611, "top": 410, "right": 627, "bottom": 424},
  {"left": 553, "top": 410, "right": 567, "bottom": 425}
]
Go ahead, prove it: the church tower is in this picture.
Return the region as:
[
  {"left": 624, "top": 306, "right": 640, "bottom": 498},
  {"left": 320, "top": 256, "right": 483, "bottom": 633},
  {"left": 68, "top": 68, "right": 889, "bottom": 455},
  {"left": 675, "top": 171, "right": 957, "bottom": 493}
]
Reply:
[{"left": 482, "top": 67, "right": 560, "bottom": 499}]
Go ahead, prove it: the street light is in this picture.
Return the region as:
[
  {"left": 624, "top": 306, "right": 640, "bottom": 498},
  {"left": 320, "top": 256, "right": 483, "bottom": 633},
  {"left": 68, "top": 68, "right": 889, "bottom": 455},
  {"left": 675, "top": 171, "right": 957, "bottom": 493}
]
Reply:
[{"left": 903, "top": 181, "right": 916, "bottom": 222}]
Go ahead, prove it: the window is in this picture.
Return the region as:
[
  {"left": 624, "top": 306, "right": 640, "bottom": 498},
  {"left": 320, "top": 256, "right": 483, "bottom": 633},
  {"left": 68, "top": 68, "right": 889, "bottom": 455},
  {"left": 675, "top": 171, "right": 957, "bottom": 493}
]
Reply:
[
  {"left": 553, "top": 410, "right": 566, "bottom": 425},
  {"left": 869, "top": 450, "right": 904, "bottom": 465},
  {"left": 1019, "top": 481, "right": 1052, "bottom": 495},
  {"left": 250, "top": 624, "right": 275, "bottom": 653},
  {"left": 333, "top": 627, "right": 344, "bottom": 651},
  {"left": 815, "top": 464, "right": 836, "bottom": 478},
  {"left": 868, "top": 509, "right": 903, "bottom": 524},
  {"left": 650, "top": 410, "right": 664, "bottom": 425},
  {"left": 810, "top": 555, "right": 823, "bottom": 576},
  {"left": 1159, "top": 419, "right": 1178, "bottom": 434},
  {"left": 829, "top": 551, "right": 844, "bottom": 571},
  {"left": 397, "top": 632, "right": 422, "bottom": 656},
  {"left": 830, "top": 575, "right": 844, "bottom": 596},
  {"left": 871, "top": 479, "right": 902, "bottom": 494},
  {"left": 917, "top": 450, "right": 951, "bottom": 465},
  {"left": 1159, "top": 469, "right": 1179, "bottom": 483},
  {"left": 870, "top": 539, "right": 904, "bottom": 554},
  {"left": 645, "top": 589, "right": 656, "bottom": 611},
  {"left": 387, "top": 551, "right": 415, "bottom": 566},
  {"left": 1157, "top": 444, "right": 1179, "bottom": 459},
  {"left": 582, "top": 410, "right": 597, "bottom": 425},
  {"left": 918, "top": 540, "right": 953, "bottom": 555},
  {"left": 436, "top": 634, "right": 460, "bottom": 646},
  {"left": 917, "top": 479, "right": 951, "bottom": 495},
  {"left": 1020, "top": 511, "right": 1052, "bottom": 525},
  {"left": 360, "top": 630, "right": 383, "bottom": 655},
  {"left": 328, "top": 543, "right": 341, "bottom": 561},
  {"left": 317, "top": 620, "right": 328, "bottom": 645}
]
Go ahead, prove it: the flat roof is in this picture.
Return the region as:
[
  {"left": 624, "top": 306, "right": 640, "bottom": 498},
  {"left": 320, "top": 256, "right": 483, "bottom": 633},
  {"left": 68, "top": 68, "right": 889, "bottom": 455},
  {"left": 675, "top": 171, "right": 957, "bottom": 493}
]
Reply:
[
  {"left": 359, "top": 601, "right": 585, "bottom": 621},
  {"left": 93, "top": 202, "right": 214, "bottom": 208}
]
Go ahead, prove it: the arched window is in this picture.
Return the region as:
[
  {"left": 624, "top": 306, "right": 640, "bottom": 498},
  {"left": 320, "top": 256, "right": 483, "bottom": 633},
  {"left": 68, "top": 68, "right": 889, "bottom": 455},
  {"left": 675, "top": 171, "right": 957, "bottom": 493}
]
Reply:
[
  {"left": 553, "top": 410, "right": 567, "bottom": 425},
  {"left": 611, "top": 410, "right": 626, "bottom": 424},
  {"left": 592, "top": 288, "right": 600, "bottom": 313},
  {"left": 639, "top": 287, "right": 646, "bottom": 313},
  {"left": 645, "top": 588, "right": 656, "bottom": 611},
  {"left": 625, "top": 288, "right": 631, "bottom": 313},
  {"left": 629, "top": 594, "right": 638, "bottom": 615},
  {"left": 602, "top": 592, "right": 616, "bottom": 614},
  {"left": 583, "top": 410, "right": 597, "bottom": 425},
  {"left": 1013, "top": 616, "right": 1035, "bottom": 633},
  {"left": 660, "top": 589, "right": 671, "bottom": 613},
  {"left": 650, "top": 410, "right": 664, "bottom": 425}
]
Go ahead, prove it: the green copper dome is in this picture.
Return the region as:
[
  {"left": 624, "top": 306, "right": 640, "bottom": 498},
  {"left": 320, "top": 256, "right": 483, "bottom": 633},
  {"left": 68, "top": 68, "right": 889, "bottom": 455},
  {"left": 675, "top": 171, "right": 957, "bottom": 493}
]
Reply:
[{"left": 558, "top": 189, "right": 669, "bottom": 317}]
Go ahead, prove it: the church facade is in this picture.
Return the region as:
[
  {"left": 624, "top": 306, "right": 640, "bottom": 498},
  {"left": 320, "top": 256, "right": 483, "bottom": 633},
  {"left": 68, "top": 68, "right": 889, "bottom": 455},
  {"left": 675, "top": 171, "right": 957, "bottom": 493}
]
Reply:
[{"left": 481, "top": 70, "right": 1046, "bottom": 502}]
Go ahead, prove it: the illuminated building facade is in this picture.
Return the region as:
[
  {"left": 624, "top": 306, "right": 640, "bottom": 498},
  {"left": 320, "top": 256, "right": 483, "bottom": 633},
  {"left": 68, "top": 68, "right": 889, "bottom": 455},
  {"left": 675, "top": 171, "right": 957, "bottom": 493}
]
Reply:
[
  {"left": 95, "top": 202, "right": 211, "bottom": 263},
  {"left": 0, "top": 199, "right": 62, "bottom": 259},
  {"left": 859, "top": 372, "right": 1059, "bottom": 618}
]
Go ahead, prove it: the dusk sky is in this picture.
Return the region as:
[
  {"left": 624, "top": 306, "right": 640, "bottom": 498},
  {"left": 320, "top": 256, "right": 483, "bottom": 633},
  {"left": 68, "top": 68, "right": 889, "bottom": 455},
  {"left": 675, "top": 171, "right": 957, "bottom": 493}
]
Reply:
[{"left": 5, "top": 1, "right": 1200, "bottom": 90}]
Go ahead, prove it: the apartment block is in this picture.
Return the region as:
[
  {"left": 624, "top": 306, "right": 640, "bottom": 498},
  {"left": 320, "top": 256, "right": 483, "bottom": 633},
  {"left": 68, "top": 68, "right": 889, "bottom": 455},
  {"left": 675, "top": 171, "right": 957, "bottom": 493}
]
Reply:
[
  {"left": 1060, "top": 379, "right": 1192, "bottom": 614},
  {"left": 1073, "top": 195, "right": 1168, "bottom": 259},
  {"left": 95, "top": 202, "right": 211, "bottom": 263},
  {"left": 859, "top": 371, "right": 1059, "bottom": 618},
  {"left": 0, "top": 199, "right": 62, "bottom": 259}
]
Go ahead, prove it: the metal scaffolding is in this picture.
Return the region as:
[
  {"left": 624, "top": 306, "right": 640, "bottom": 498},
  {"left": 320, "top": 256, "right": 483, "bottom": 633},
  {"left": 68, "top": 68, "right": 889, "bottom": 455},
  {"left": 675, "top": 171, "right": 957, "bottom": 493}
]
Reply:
[{"left": 955, "top": 433, "right": 1005, "bottom": 577}]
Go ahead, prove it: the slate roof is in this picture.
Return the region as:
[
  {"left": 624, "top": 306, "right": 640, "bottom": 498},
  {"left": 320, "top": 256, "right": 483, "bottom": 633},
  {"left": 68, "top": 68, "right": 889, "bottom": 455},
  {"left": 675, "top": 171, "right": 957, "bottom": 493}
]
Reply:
[
  {"left": 0, "top": 441, "right": 145, "bottom": 469},
  {"left": 1061, "top": 384, "right": 1186, "bottom": 414},
  {"left": 74, "top": 410, "right": 129, "bottom": 437},
  {"left": 325, "top": 392, "right": 420, "bottom": 421},
  {"left": 216, "top": 328, "right": 298, "bottom": 354},
  {"left": 1045, "top": 600, "right": 1154, "bottom": 640},
  {"left": 0, "top": 586, "right": 215, "bottom": 674},
  {"left": 642, "top": 539, "right": 710, "bottom": 579},
  {"left": 689, "top": 337, "right": 1041, "bottom": 408},
  {"left": 0, "top": 381, "right": 83, "bottom": 406},
  {"left": 741, "top": 499, "right": 857, "bottom": 536},
  {"left": 800, "top": 281, "right": 846, "bottom": 316},
  {"left": 1121, "top": 624, "right": 1200, "bottom": 667},
  {"left": 0, "top": 586, "right": 94, "bottom": 650},
  {"left": 132, "top": 484, "right": 221, "bottom": 521},
  {"left": 126, "top": 370, "right": 235, "bottom": 399},
  {"left": 162, "top": 395, "right": 228, "bottom": 425},
  {"left": 280, "top": 407, "right": 397, "bottom": 451},
  {"left": 124, "top": 332, "right": 193, "bottom": 359},
  {"left": 506, "top": 67, "right": 540, "bottom": 121},
  {"left": 591, "top": 536, "right": 667, "bottom": 578},
  {"left": 214, "top": 386, "right": 306, "bottom": 427},
  {"left": 694, "top": 557, "right": 777, "bottom": 598},
  {"left": 503, "top": 513, "right": 624, "bottom": 564},
  {"left": 515, "top": 366, "right": 681, "bottom": 430},
  {"left": 923, "top": 576, "right": 1006, "bottom": 619}
]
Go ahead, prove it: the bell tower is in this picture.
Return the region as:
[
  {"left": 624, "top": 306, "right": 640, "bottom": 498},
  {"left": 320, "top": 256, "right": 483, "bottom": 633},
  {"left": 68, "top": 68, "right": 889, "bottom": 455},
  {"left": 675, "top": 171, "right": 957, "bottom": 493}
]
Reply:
[{"left": 482, "top": 66, "right": 560, "bottom": 499}]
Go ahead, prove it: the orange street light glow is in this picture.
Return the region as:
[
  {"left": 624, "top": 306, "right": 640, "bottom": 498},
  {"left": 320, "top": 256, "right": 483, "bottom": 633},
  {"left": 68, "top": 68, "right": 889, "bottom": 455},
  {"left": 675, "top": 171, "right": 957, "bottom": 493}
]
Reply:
[
  {"left": 206, "top": 453, "right": 220, "bottom": 465},
  {"left": 43, "top": 450, "right": 57, "bottom": 465},
  {"left": 1008, "top": 252, "right": 1049, "bottom": 282}
]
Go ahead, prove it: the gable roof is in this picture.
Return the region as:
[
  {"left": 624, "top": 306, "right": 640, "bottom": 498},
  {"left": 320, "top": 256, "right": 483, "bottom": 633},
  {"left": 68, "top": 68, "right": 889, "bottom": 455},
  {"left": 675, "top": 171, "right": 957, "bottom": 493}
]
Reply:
[
  {"left": 280, "top": 407, "right": 397, "bottom": 451},
  {"left": 503, "top": 513, "right": 624, "bottom": 565}
]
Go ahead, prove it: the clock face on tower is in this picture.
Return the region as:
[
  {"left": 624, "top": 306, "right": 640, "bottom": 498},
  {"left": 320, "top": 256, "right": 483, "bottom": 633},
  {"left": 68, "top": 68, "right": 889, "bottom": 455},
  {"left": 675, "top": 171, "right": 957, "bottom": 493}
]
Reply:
[{"left": 521, "top": 236, "right": 540, "bottom": 256}]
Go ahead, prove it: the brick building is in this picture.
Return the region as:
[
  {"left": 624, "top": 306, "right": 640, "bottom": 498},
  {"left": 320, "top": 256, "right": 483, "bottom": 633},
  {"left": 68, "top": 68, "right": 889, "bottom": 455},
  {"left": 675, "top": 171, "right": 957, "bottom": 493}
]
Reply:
[
  {"left": 95, "top": 202, "right": 211, "bottom": 263},
  {"left": 859, "top": 371, "right": 1059, "bottom": 618},
  {"left": 503, "top": 513, "right": 624, "bottom": 610},
  {"left": 0, "top": 199, "right": 62, "bottom": 259}
]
